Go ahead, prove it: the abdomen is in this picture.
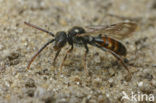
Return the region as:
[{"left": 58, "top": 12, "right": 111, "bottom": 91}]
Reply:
[{"left": 94, "top": 36, "right": 127, "bottom": 56}]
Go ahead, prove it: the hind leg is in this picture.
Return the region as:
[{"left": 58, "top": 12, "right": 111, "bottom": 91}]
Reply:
[
  {"left": 91, "top": 43, "right": 131, "bottom": 79},
  {"left": 108, "top": 50, "right": 132, "bottom": 80}
]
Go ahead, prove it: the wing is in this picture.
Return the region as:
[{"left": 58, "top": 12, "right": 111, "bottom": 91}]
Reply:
[{"left": 77, "top": 22, "right": 137, "bottom": 40}]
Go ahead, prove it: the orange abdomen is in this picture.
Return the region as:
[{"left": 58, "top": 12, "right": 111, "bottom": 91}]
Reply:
[{"left": 95, "top": 36, "right": 127, "bottom": 56}]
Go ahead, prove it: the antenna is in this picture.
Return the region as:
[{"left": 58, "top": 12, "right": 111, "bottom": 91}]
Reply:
[{"left": 24, "top": 22, "right": 55, "bottom": 37}]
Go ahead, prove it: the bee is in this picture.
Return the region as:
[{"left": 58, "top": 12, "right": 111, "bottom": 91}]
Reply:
[{"left": 24, "top": 21, "right": 137, "bottom": 77}]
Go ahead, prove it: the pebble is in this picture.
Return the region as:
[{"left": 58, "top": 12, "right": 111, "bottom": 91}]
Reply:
[
  {"left": 0, "top": 44, "right": 4, "bottom": 50},
  {"left": 26, "top": 88, "right": 35, "bottom": 97},
  {"left": 7, "top": 52, "right": 19, "bottom": 61},
  {"left": 92, "top": 77, "right": 102, "bottom": 87},
  {"left": 108, "top": 78, "right": 113, "bottom": 83},
  {"left": 25, "top": 78, "right": 36, "bottom": 88},
  {"left": 137, "top": 81, "right": 143, "bottom": 87},
  {"left": 34, "top": 87, "right": 55, "bottom": 103}
]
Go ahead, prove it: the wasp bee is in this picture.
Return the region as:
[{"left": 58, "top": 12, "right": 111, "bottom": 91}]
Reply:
[{"left": 24, "top": 21, "right": 137, "bottom": 77}]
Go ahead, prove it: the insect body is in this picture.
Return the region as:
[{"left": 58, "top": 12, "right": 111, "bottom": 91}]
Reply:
[{"left": 24, "top": 21, "right": 137, "bottom": 76}]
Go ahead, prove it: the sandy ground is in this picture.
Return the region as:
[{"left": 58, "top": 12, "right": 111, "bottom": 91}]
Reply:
[{"left": 0, "top": 0, "right": 156, "bottom": 103}]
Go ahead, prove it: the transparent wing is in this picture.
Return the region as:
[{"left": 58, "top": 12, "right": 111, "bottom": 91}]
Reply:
[{"left": 78, "top": 22, "right": 137, "bottom": 40}]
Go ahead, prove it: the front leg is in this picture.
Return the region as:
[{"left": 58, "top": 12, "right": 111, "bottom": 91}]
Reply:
[{"left": 27, "top": 39, "right": 55, "bottom": 69}]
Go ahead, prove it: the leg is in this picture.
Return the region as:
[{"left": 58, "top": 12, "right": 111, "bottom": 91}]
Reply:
[
  {"left": 27, "top": 39, "right": 55, "bottom": 69},
  {"left": 91, "top": 43, "right": 131, "bottom": 78},
  {"left": 83, "top": 44, "right": 89, "bottom": 75},
  {"left": 59, "top": 45, "right": 73, "bottom": 73},
  {"left": 53, "top": 49, "right": 61, "bottom": 65},
  {"left": 107, "top": 49, "right": 132, "bottom": 79},
  {"left": 109, "top": 50, "right": 130, "bottom": 73}
]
